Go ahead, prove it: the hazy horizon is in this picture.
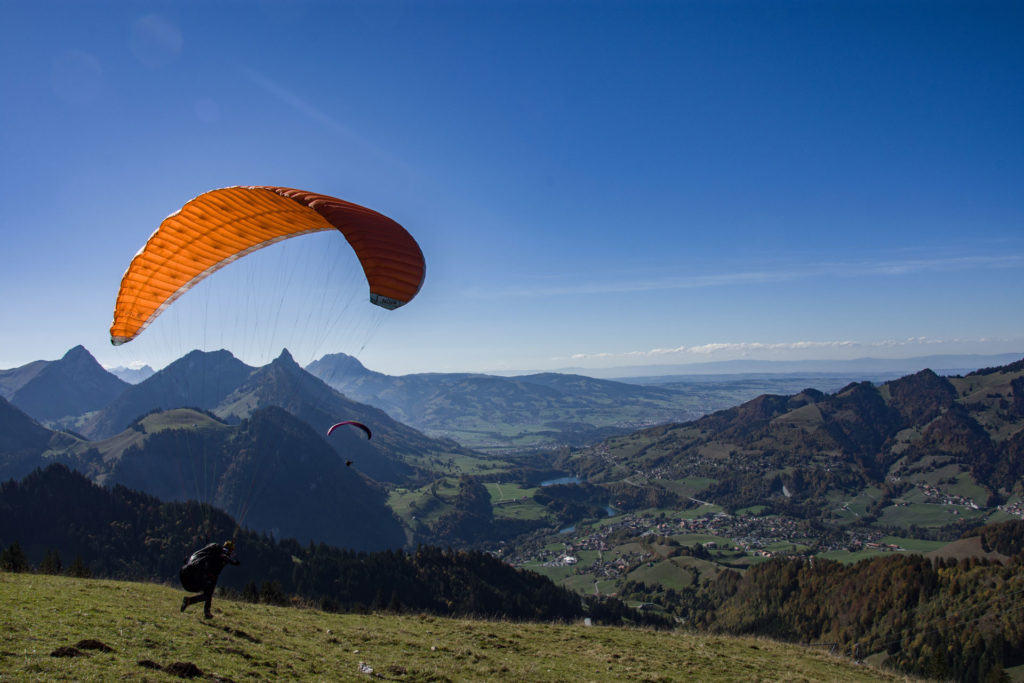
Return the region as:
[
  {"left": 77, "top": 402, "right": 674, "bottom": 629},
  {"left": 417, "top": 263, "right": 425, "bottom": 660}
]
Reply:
[{"left": 60, "top": 346, "right": 1024, "bottom": 380}]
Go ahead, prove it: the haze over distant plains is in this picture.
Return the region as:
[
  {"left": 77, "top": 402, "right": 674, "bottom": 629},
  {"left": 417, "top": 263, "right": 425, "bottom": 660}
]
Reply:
[{"left": 1, "top": 1, "right": 1021, "bottom": 376}]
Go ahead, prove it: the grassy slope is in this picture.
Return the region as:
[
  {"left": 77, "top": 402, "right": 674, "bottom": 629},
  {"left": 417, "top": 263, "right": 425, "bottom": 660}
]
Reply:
[{"left": 0, "top": 573, "right": 915, "bottom": 682}]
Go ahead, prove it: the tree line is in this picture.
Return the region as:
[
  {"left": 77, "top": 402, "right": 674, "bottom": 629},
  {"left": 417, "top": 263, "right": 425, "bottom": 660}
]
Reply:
[
  {"left": 0, "top": 464, "right": 665, "bottom": 628},
  {"left": 620, "top": 520, "right": 1024, "bottom": 682}
]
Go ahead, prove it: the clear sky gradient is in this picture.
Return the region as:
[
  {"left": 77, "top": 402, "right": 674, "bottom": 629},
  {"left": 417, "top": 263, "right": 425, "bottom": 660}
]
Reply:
[{"left": 2, "top": 1, "right": 1022, "bottom": 376}]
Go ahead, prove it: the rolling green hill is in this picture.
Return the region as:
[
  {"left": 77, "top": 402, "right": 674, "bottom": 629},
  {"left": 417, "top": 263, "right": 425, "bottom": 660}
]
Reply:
[{"left": 0, "top": 572, "right": 909, "bottom": 682}]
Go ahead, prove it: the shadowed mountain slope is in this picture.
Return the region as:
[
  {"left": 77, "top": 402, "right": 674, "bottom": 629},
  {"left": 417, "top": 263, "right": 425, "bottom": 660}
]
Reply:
[
  {"left": 1, "top": 346, "right": 128, "bottom": 422},
  {"left": 216, "top": 350, "right": 467, "bottom": 485},
  {"left": 81, "top": 350, "right": 254, "bottom": 439},
  {"left": 24, "top": 406, "right": 405, "bottom": 550},
  {"left": 0, "top": 397, "right": 80, "bottom": 482}
]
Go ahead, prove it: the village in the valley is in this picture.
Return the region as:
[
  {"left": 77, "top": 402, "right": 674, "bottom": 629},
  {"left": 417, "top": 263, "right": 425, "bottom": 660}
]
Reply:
[{"left": 500, "top": 478, "right": 1024, "bottom": 597}]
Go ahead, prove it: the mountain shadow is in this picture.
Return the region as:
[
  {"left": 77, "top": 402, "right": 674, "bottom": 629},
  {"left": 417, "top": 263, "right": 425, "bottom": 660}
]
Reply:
[
  {"left": 81, "top": 350, "right": 254, "bottom": 439},
  {"left": 2, "top": 346, "right": 128, "bottom": 422},
  {"left": 80, "top": 406, "right": 405, "bottom": 550},
  {"left": 216, "top": 349, "right": 461, "bottom": 486},
  {"left": 0, "top": 397, "right": 80, "bottom": 482}
]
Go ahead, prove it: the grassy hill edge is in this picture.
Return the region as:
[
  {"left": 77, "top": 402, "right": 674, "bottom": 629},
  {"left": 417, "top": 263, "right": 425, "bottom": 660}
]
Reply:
[{"left": 0, "top": 573, "right": 913, "bottom": 682}]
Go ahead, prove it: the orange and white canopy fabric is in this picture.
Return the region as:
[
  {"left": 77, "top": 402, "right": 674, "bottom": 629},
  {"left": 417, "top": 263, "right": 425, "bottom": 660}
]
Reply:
[{"left": 110, "top": 186, "right": 426, "bottom": 345}]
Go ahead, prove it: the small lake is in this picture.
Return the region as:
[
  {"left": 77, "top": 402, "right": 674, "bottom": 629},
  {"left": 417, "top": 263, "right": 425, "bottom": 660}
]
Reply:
[{"left": 540, "top": 476, "right": 582, "bottom": 487}]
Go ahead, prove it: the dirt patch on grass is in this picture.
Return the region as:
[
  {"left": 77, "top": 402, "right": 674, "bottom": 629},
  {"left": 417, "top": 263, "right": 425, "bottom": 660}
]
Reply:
[
  {"left": 76, "top": 638, "right": 114, "bottom": 652},
  {"left": 165, "top": 660, "right": 204, "bottom": 678}
]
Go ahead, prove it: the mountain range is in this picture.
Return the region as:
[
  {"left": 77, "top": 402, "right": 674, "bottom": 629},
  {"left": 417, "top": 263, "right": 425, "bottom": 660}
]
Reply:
[
  {"left": 75, "top": 348, "right": 461, "bottom": 485},
  {"left": 4, "top": 345, "right": 1023, "bottom": 553},
  {"left": 561, "top": 358, "right": 1024, "bottom": 528},
  {"left": 105, "top": 363, "right": 155, "bottom": 384},
  {"left": 0, "top": 346, "right": 477, "bottom": 549},
  {"left": 306, "top": 352, "right": 706, "bottom": 450},
  {"left": 553, "top": 352, "right": 1024, "bottom": 379}
]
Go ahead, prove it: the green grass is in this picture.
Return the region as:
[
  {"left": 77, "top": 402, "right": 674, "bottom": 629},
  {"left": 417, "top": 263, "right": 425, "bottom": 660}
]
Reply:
[
  {"left": 846, "top": 486, "right": 883, "bottom": 516},
  {"left": 388, "top": 487, "right": 454, "bottom": 525},
  {"left": 877, "top": 502, "right": 988, "bottom": 529},
  {"left": 815, "top": 537, "right": 947, "bottom": 564},
  {"left": 672, "top": 533, "right": 728, "bottom": 546},
  {"left": 562, "top": 573, "right": 602, "bottom": 594},
  {"left": 389, "top": 478, "right": 490, "bottom": 526},
  {"left": 879, "top": 536, "right": 947, "bottom": 553},
  {"left": 484, "top": 483, "right": 550, "bottom": 522},
  {"left": 816, "top": 549, "right": 888, "bottom": 564},
  {"left": 493, "top": 502, "right": 550, "bottom": 522},
  {"left": 626, "top": 558, "right": 696, "bottom": 591},
  {"left": 0, "top": 573, "right": 913, "bottom": 682},
  {"left": 655, "top": 477, "right": 719, "bottom": 498},
  {"left": 484, "top": 482, "right": 537, "bottom": 503},
  {"left": 946, "top": 473, "right": 989, "bottom": 503},
  {"left": 524, "top": 563, "right": 576, "bottom": 584},
  {"left": 140, "top": 409, "right": 228, "bottom": 432}
]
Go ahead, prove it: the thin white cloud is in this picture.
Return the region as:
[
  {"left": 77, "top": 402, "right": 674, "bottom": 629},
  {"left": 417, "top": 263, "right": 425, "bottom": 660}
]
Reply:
[
  {"left": 565, "top": 337, "right": 982, "bottom": 362},
  {"left": 239, "top": 67, "right": 412, "bottom": 170},
  {"left": 480, "top": 253, "right": 1023, "bottom": 299},
  {"left": 863, "top": 255, "right": 1023, "bottom": 276},
  {"left": 241, "top": 67, "right": 358, "bottom": 139}
]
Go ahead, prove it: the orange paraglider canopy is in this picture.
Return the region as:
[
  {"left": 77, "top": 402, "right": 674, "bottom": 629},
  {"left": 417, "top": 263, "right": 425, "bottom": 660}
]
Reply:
[{"left": 110, "top": 186, "right": 426, "bottom": 345}]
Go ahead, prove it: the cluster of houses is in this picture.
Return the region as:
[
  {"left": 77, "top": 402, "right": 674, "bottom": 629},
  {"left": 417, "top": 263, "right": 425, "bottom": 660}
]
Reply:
[
  {"left": 528, "top": 505, "right": 890, "bottom": 574},
  {"left": 677, "top": 510, "right": 881, "bottom": 553},
  {"left": 515, "top": 479, "right": 1018, "bottom": 582},
  {"left": 916, "top": 483, "right": 981, "bottom": 509},
  {"left": 998, "top": 499, "right": 1024, "bottom": 518}
]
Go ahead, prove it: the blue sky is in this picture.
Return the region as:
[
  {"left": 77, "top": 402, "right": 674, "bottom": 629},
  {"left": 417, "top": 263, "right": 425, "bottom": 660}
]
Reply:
[{"left": 1, "top": 0, "right": 1022, "bottom": 376}]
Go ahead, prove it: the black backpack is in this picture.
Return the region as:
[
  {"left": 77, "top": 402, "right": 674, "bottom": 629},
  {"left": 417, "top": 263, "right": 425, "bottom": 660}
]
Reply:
[
  {"left": 179, "top": 544, "right": 221, "bottom": 592},
  {"left": 179, "top": 561, "right": 206, "bottom": 592}
]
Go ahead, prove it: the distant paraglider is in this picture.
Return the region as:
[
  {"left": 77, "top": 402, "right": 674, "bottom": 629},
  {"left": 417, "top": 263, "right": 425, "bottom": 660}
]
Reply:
[
  {"left": 327, "top": 420, "right": 372, "bottom": 466},
  {"left": 327, "top": 420, "right": 372, "bottom": 440},
  {"left": 110, "top": 186, "right": 426, "bottom": 345}
]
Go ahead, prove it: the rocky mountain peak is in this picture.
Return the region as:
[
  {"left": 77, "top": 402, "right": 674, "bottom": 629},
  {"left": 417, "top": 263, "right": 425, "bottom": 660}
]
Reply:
[
  {"left": 60, "top": 345, "right": 91, "bottom": 363},
  {"left": 273, "top": 348, "right": 299, "bottom": 369}
]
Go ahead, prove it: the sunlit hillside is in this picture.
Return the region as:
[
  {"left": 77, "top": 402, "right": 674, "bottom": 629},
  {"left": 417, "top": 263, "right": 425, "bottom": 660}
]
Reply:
[{"left": 0, "top": 573, "right": 914, "bottom": 682}]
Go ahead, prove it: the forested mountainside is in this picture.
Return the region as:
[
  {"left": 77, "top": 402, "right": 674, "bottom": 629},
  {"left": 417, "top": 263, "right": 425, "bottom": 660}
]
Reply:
[
  {"left": 1, "top": 404, "right": 405, "bottom": 551},
  {"left": 0, "top": 463, "right": 656, "bottom": 626},
  {"left": 562, "top": 361, "right": 1024, "bottom": 520}
]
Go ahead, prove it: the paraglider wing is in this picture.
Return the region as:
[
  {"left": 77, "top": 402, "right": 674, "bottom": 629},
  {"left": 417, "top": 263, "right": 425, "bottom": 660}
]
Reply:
[
  {"left": 327, "top": 420, "right": 372, "bottom": 440},
  {"left": 110, "top": 186, "right": 426, "bottom": 345}
]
